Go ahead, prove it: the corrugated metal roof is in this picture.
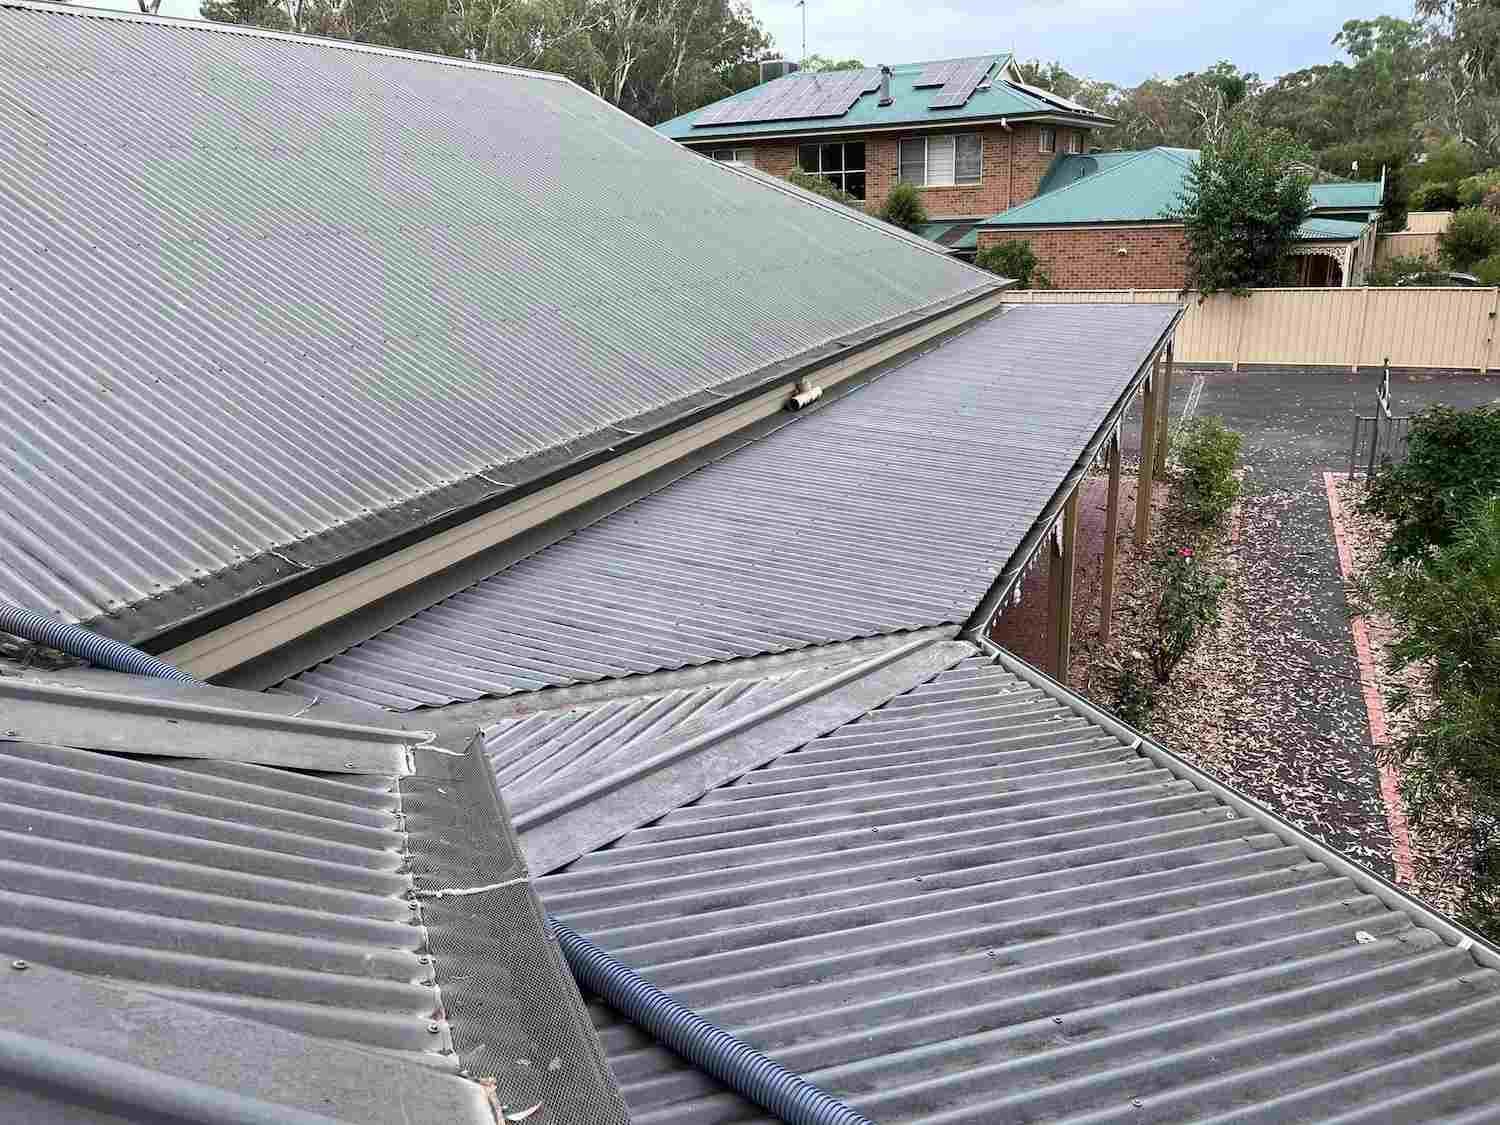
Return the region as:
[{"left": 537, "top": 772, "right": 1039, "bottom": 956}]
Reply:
[
  {"left": 1034, "top": 150, "right": 1157, "bottom": 196},
  {"left": 1296, "top": 216, "right": 1371, "bottom": 242},
  {"left": 289, "top": 303, "right": 1180, "bottom": 710},
  {"left": 657, "top": 56, "right": 1107, "bottom": 142},
  {"left": 982, "top": 147, "right": 1197, "bottom": 227},
  {"left": 538, "top": 650, "right": 1500, "bottom": 1124},
  {"left": 0, "top": 1, "right": 997, "bottom": 639},
  {"left": 917, "top": 220, "right": 981, "bottom": 251},
  {"left": 1311, "top": 180, "right": 1384, "bottom": 211},
  {"left": 0, "top": 738, "right": 443, "bottom": 1054}
]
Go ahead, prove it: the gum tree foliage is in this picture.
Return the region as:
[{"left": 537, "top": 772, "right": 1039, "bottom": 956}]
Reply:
[
  {"left": 198, "top": 0, "right": 771, "bottom": 124},
  {"left": 1166, "top": 126, "right": 1314, "bottom": 294}
]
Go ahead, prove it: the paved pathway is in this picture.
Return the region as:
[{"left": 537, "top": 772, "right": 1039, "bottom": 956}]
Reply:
[{"left": 1159, "top": 366, "right": 1500, "bottom": 875}]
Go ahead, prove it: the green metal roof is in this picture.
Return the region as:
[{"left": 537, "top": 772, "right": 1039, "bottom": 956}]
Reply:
[
  {"left": 657, "top": 56, "right": 1108, "bottom": 142},
  {"left": 916, "top": 219, "right": 980, "bottom": 252},
  {"left": 984, "top": 147, "right": 1382, "bottom": 229},
  {"left": 1310, "top": 181, "right": 1383, "bottom": 210},
  {"left": 981, "top": 147, "right": 1196, "bottom": 227},
  {"left": 1295, "top": 217, "right": 1369, "bottom": 242}
]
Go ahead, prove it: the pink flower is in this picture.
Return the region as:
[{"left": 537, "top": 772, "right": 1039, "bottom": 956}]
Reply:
[{"left": 1179, "top": 547, "right": 1194, "bottom": 559}]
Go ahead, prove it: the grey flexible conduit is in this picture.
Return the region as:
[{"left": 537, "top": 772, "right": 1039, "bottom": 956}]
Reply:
[
  {"left": 0, "top": 602, "right": 196, "bottom": 683},
  {"left": 552, "top": 920, "right": 876, "bottom": 1125},
  {"left": 1, "top": 604, "right": 876, "bottom": 1125}
]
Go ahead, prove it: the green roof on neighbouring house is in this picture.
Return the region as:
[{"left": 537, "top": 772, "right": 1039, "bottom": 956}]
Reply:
[
  {"left": 982, "top": 147, "right": 1382, "bottom": 229},
  {"left": 657, "top": 56, "right": 1109, "bottom": 143},
  {"left": 916, "top": 219, "right": 981, "bottom": 252},
  {"left": 1295, "top": 216, "right": 1371, "bottom": 242}
]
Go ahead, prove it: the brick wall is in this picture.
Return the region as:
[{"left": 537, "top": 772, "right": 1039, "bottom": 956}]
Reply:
[
  {"left": 692, "top": 122, "right": 1092, "bottom": 219},
  {"left": 975, "top": 224, "right": 1189, "bottom": 289}
]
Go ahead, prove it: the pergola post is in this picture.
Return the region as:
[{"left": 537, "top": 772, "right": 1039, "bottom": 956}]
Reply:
[
  {"left": 1048, "top": 487, "right": 1080, "bottom": 683},
  {"left": 1099, "top": 433, "right": 1123, "bottom": 644},
  {"left": 1154, "top": 341, "right": 1174, "bottom": 475},
  {"left": 1134, "top": 354, "right": 1160, "bottom": 551}
]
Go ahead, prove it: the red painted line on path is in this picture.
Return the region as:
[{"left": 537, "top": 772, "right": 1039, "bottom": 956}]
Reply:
[{"left": 1323, "top": 470, "right": 1416, "bottom": 886}]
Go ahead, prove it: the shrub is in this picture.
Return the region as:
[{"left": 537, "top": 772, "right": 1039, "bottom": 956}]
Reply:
[
  {"left": 975, "top": 239, "right": 1052, "bottom": 289},
  {"left": 1475, "top": 253, "right": 1500, "bottom": 286},
  {"left": 1409, "top": 182, "right": 1458, "bottom": 212},
  {"left": 786, "top": 167, "right": 861, "bottom": 208},
  {"left": 877, "top": 182, "right": 927, "bottom": 232},
  {"left": 1362, "top": 404, "right": 1500, "bottom": 562},
  {"left": 1364, "top": 253, "right": 1442, "bottom": 287},
  {"left": 1362, "top": 498, "right": 1500, "bottom": 933},
  {"left": 1149, "top": 548, "right": 1226, "bottom": 683},
  {"left": 1458, "top": 169, "right": 1500, "bottom": 207},
  {"left": 1409, "top": 139, "right": 1475, "bottom": 189},
  {"left": 1438, "top": 206, "right": 1500, "bottom": 270},
  {"left": 1110, "top": 652, "right": 1157, "bottom": 725},
  {"left": 1177, "top": 416, "right": 1243, "bottom": 526}
]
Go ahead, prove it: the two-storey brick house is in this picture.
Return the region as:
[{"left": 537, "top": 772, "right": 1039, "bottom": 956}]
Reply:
[{"left": 656, "top": 54, "right": 1111, "bottom": 251}]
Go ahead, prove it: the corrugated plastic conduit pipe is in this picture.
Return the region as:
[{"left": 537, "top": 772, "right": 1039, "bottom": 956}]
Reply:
[
  {"left": 0, "top": 602, "right": 196, "bottom": 683},
  {"left": 0, "top": 605, "right": 876, "bottom": 1125}
]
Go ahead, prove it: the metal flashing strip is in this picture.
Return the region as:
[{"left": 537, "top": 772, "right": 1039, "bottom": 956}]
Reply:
[
  {"left": 172, "top": 290, "right": 1009, "bottom": 685},
  {"left": 511, "top": 638, "right": 976, "bottom": 874},
  {"left": 0, "top": 678, "right": 430, "bottom": 774}
]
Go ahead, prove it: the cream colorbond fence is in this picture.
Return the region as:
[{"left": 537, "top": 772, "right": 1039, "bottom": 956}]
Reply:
[
  {"left": 1003, "top": 286, "right": 1500, "bottom": 371},
  {"left": 1373, "top": 211, "right": 1450, "bottom": 265}
]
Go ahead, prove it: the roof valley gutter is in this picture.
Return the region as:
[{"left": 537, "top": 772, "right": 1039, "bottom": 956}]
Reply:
[
  {"left": 7, "top": 609, "right": 876, "bottom": 1125},
  {"left": 961, "top": 306, "right": 1185, "bottom": 636},
  {"left": 973, "top": 634, "right": 1500, "bottom": 971},
  {"left": 165, "top": 287, "right": 1010, "bottom": 684}
]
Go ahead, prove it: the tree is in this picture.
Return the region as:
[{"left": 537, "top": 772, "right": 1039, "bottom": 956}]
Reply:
[
  {"left": 975, "top": 240, "right": 1050, "bottom": 289},
  {"left": 1438, "top": 205, "right": 1500, "bottom": 268},
  {"left": 877, "top": 182, "right": 926, "bottom": 232},
  {"left": 1167, "top": 126, "right": 1313, "bottom": 294},
  {"left": 1418, "top": 0, "right": 1500, "bottom": 163},
  {"left": 199, "top": 0, "right": 771, "bottom": 125},
  {"left": 801, "top": 54, "right": 863, "bottom": 72}
]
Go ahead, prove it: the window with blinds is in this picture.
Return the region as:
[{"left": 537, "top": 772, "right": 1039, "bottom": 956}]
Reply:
[{"left": 897, "top": 134, "right": 982, "bottom": 187}]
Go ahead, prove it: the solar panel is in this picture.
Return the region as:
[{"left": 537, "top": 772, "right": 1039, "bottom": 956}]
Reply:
[
  {"left": 692, "top": 69, "right": 882, "bottom": 126},
  {"left": 913, "top": 60, "right": 961, "bottom": 88},
  {"left": 928, "top": 56, "right": 996, "bottom": 109}
]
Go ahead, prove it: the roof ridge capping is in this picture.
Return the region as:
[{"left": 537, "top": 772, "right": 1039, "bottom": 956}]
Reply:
[{"left": 3, "top": 0, "right": 572, "bottom": 82}]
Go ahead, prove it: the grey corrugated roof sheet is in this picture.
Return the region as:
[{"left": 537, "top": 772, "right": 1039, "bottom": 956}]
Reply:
[
  {"left": 290, "top": 303, "right": 1179, "bottom": 710},
  {"left": 0, "top": 1, "right": 996, "bottom": 641},
  {"left": 536, "top": 650, "right": 1500, "bottom": 1124},
  {"left": 0, "top": 675, "right": 626, "bottom": 1124}
]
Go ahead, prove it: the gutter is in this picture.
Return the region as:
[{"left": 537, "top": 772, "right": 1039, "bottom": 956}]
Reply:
[
  {"left": 673, "top": 109, "right": 1113, "bottom": 147},
  {"left": 975, "top": 636, "right": 1500, "bottom": 972},
  {"left": 962, "top": 303, "right": 1186, "bottom": 636},
  {"left": 164, "top": 286, "right": 1010, "bottom": 681}
]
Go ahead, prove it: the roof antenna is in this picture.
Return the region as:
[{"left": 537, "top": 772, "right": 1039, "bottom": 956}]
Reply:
[{"left": 796, "top": 0, "right": 806, "bottom": 66}]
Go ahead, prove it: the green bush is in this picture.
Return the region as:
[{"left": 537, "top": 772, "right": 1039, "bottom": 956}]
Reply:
[
  {"left": 1177, "top": 416, "right": 1243, "bottom": 526},
  {"left": 1149, "top": 548, "right": 1227, "bottom": 683},
  {"left": 1110, "top": 653, "right": 1157, "bottom": 725},
  {"left": 877, "top": 182, "right": 927, "bottom": 232},
  {"left": 1365, "top": 253, "right": 1442, "bottom": 287},
  {"left": 1410, "top": 139, "right": 1475, "bottom": 189},
  {"left": 1475, "top": 253, "right": 1500, "bottom": 286},
  {"left": 1458, "top": 170, "right": 1500, "bottom": 207},
  {"left": 974, "top": 239, "right": 1052, "bottom": 289},
  {"left": 1438, "top": 206, "right": 1500, "bottom": 270},
  {"left": 1362, "top": 404, "right": 1500, "bottom": 562},
  {"left": 1363, "top": 497, "right": 1500, "bottom": 933},
  {"left": 786, "top": 167, "right": 861, "bottom": 208},
  {"left": 1410, "top": 182, "right": 1459, "bottom": 212}
]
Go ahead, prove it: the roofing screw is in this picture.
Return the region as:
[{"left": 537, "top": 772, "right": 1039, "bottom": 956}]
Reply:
[
  {"left": 10, "top": 960, "right": 27, "bottom": 971},
  {"left": 1053, "top": 1016, "right": 1063, "bottom": 1025},
  {"left": 344, "top": 761, "right": 355, "bottom": 769},
  {"left": 409, "top": 902, "right": 420, "bottom": 911},
  {"left": 427, "top": 1022, "right": 441, "bottom": 1034},
  {"left": 1132, "top": 1100, "right": 1143, "bottom": 1109},
  {"left": 418, "top": 956, "right": 430, "bottom": 964}
]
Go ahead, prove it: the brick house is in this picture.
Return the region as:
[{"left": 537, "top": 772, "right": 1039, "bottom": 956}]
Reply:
[
  {"left": 976, "top": 147, "right": 1384, "bottom": 288},
  {"left": 656, "top": 55, "right": 1110, "bottom": 236}
]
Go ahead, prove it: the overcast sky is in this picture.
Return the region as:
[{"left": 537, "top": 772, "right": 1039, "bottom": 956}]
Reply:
[
  {"left": 754, "top": 0, "right": 1418, "bottom": 86},
  {"left": 100, "top": 0, "right": 1415, "bottom": 87}
]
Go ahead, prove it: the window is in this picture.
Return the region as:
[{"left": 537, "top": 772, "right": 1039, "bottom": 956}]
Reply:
[
  {"left": 1068, "top": 130, "right": 1083, "bottom": 154},
  {"left": 797, "top": 142, "right": 866, "bottom": 199},
  {"left": 709, "top": 147, "right": 754, "bottom": 167},
  {"left": 1039, "top": 127, "right": 1056, "bottom": 154},
  {"left": 897, "top": 134, "right": 983, "bottom": 188}
]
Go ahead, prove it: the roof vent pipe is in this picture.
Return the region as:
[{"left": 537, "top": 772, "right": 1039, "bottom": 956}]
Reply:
[
  {"left": 787, "top": 379, "right": 824, "bottom": 411},
  {"left": 878, "top": 65, "right": 893, "bottom": 107}
]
